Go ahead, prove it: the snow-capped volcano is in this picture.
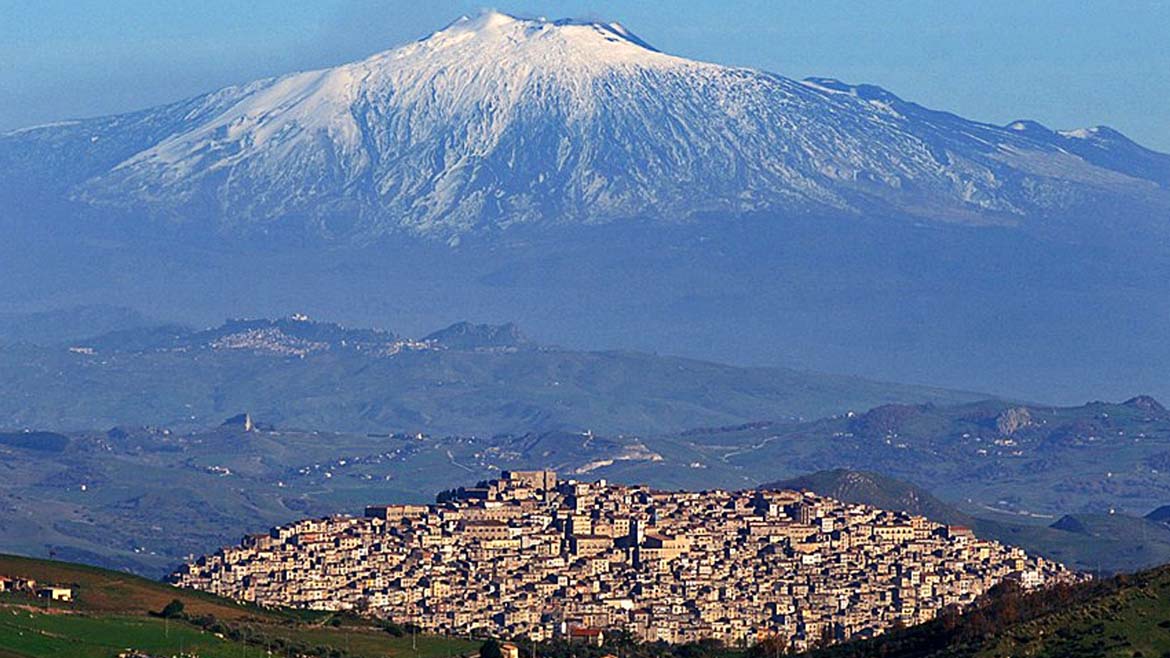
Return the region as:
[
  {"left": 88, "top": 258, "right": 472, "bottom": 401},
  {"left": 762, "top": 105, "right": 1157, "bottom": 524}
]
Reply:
[{"left": 4, "top": 11, "right": 1169, "bottom": 240}]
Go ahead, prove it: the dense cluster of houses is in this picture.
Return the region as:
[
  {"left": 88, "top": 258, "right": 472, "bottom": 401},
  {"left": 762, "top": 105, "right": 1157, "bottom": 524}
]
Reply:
[{"left": 174, "top": 470, "right": 1075, "bottom": 650}]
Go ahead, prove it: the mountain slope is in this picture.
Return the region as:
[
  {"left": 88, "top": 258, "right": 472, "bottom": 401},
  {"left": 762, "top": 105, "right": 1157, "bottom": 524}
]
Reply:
[
  {"left": 4, "top": 12, "right": 1170, "bottom": 410},
  {"left": 760, "top": 469, "right": 1170, "bottom": 574},
  {"left": 0, "top": 315, "right": 983, "bottom": 435},
  {"left": 765, "top": 469, "right": 970, "bottom": 525},
  {"left": 0, "top": 305, "right": 151, "bottom": 346},
  {"left": 8, "top": 405, "right": 1170, "bottom": 577},
  {"left": 668, "top": 397, "right": 1170, "bottom": 521},
  {"left": 0, "top": 554, "right": 476, "bottom": 658},
  {"left": 3, "top": 11, "right": 1167, "bottom": 241},
  {"left": 794, "top": 563, "right": 1170, "bottom": 658}
]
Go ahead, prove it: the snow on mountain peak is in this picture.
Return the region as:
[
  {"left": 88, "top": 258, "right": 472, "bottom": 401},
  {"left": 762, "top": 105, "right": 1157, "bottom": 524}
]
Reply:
[
  {"left": 1008, "top": 120, "right": 1050, "bottom": 133},
  {"left": 83, "top": 10, "right": 723, "bottom": 233},
  {"left": 431, "top": 11, "right": 661, "bottom": 57},
  {"left": 29, "top": 12, "right": 1165, "bottom": 241},
  {"left": 1058, "top": 126, "right": 1134, "bottom": 142},
  {"left": 395, "top": 9, "right": 678, "bottom": 75},
  {"left": 111, "top": 11, "right": 693, "bottom": 174}
]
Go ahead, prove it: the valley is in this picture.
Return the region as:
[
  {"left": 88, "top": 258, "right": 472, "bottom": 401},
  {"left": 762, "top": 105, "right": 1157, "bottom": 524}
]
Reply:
[{"left": 3, "top": 388, "right": 1170, "bottom": 577}]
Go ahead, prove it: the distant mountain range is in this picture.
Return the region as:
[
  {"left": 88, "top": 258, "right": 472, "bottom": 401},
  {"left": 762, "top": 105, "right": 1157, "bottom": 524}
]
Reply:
[
  {"left": 666, "top": 395, "right": 1170, "bottom": 519},
  {"left": 3, "top": 11, "right": 1170, "bottom": 409},
  {"left": 0, "top": 310, "right": 979, "bottom": 435},
  {"left": 766, "top": 469, "right": 1170, "bottom": 575},
  {"left": 3, "top": 12, "right": 1168, "bottom": 241},
  {"left": 5, "top": 389, "right": 1170, "bottom": 576}
]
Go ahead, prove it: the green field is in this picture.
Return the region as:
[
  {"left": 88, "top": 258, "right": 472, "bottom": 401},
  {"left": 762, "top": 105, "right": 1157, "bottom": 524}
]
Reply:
[
  {"left": 975, "top": 570, "right": 1170, "bottom": 657},
  {"left": 0, "top": 611, "right": 233, "bottom": 658},
  {"left": 0, "top": 554, "right": 477, "bottom": 658},
  {"left": 0, "top": 610, "right": 478, "bottom": 658}
]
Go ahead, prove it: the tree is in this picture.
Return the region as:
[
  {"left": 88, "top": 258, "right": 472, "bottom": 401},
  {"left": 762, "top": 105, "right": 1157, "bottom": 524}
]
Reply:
[
  {"left": 159, "top": 598, "right": 185, "bottom": 619},
  {"left": 747, "top": 633, "right": 788, "bottom": 658},
  {"left": 481, "top": 638, "right": 504, "bottom": 658},
  {"left": 815, "top": 624, "right": 834, "bottom": 649}
]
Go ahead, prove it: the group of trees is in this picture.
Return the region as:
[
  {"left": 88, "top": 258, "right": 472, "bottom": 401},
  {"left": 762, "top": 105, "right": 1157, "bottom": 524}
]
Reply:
[
  {"left": 491, "top": 629, "right": 735, "bottom": 658},
  {"left": 783, "top": 573, "right": 1141, "bottom": 658},
  {"left": 152, "top": 601, "right": 357, "bottom": 658}
]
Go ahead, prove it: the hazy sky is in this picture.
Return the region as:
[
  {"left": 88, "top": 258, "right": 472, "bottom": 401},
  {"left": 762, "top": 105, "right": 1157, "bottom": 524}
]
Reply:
[{"left": 3, "top": 0, "right": 1168, "bottom": 151}]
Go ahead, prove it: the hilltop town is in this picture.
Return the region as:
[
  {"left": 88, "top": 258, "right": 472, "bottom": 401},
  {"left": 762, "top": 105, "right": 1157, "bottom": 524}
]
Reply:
[{"left": 173, "top": 471, "right": 1076, "bottom": 651}]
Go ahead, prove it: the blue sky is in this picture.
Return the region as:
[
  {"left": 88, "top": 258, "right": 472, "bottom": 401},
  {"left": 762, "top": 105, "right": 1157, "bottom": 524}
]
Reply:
[{"left": 3, "top": 0, "right": 1168, "bottom": 151}]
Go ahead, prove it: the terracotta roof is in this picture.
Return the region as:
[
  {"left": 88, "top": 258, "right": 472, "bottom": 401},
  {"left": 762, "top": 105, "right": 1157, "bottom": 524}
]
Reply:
[{"left": 569, "top": 627, "right": 603, "bottom": 637}]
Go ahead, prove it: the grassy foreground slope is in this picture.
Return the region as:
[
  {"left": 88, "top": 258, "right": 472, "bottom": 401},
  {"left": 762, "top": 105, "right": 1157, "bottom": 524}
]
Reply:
[
  {"left": 0, "top": 553, "right": 263, "bottom": 619},
  {"left": 796, "top": 565, "right": 1170, "bottom": 658},
  {"left": 0, "top": 554, "right": 476, "bottom": 658},
  {"left": 975, "top": 570, "right": 1170, "bottom": 657}
]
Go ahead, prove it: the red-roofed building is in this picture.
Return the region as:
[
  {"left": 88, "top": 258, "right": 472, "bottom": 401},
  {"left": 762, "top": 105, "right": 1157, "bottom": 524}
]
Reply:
[{"left": 568, "top": 627, "right": 605, "bottom": 646}]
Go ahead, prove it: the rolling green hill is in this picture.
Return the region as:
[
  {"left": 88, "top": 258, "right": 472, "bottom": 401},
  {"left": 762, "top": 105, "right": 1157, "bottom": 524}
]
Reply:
[
  {"left": 653, "top": 396, "right": 1170, "bottom": 521},
  {"left": 0, "top": 554, "right": 477, "bottom": 658},
  {"left": 765, "top": 469, "right": 1170, "bottom": 575},
  {"left": 766, "top": 469, "right": 971, "bottom": 525},
  {"left": 796, "top": 563, "right": 1170, "bottom": 658}
]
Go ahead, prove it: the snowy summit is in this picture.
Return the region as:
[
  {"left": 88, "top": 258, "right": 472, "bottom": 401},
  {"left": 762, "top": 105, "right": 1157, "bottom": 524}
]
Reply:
[{"left": 5, "top": 11, "right": 1169, "bottom": 240}]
